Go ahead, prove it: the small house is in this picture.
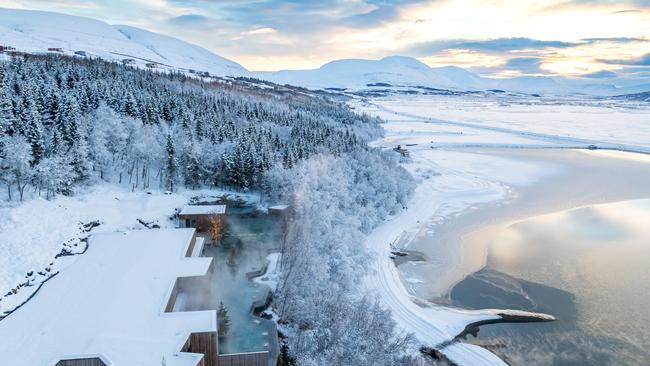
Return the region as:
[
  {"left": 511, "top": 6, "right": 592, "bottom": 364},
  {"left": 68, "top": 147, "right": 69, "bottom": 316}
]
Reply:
[
  {"left": 146, "top": 62, "right": 158, "bottom": 68},
  {"left": 122, "top": 58, "right": 135, "bottom": 65},
  {"left": 74, "top": 50, "right": 87, "bottom": 57},
  {"left": 48, "top": 47, "right": 63, "bottom": 53},
  {"left": 178, "top": 205, "right": 226, "bottom": 232}
]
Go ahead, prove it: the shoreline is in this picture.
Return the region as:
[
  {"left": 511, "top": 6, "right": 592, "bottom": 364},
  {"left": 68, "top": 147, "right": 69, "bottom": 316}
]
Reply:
[
  {"left": 395, "top": 148, "right": 650, "bottom": 304},
  {"left": 363, "top": 147, "right": 650, "bottom": 365},
  {"left": 454, "top": 311, "right": 556, "bottom": 341},
  {"left": 358, "top": 96, "right": 650, "bottom": 365}
]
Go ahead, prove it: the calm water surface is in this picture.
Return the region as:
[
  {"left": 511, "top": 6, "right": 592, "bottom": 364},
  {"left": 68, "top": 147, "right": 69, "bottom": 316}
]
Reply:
[{"left": 451, "top": 199, "right": 650, "bottom": 365}]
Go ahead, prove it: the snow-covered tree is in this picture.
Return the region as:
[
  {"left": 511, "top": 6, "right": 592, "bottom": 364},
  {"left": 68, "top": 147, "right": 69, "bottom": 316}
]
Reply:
[
  {"left": 0, "top": 135, "right": 35, "bottom": 201},
  {"left": 164, "top": 133, "right": 176, "bottom": 192}
]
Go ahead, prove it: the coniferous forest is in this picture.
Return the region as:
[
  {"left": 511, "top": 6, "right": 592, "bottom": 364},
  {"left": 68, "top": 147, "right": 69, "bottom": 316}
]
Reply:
[{"left": 0, "top": 54, "right": 381, "bottom": 199}]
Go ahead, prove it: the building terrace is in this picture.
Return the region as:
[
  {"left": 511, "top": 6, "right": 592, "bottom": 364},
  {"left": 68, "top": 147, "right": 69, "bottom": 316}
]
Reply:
[{"left": 0, "top": 228, "right": 216, "bottom": 366}]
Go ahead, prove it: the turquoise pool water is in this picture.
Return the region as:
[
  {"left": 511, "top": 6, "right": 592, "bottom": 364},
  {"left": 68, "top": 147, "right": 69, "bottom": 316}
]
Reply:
[{"left": 179, "top": 208, "right": 282, "bottom": 357}]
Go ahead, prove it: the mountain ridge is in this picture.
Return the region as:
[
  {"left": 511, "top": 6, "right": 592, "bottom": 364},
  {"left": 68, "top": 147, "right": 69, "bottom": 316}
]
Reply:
[{"left": 1, "top": 7, "right": 648, "bottom": 96}]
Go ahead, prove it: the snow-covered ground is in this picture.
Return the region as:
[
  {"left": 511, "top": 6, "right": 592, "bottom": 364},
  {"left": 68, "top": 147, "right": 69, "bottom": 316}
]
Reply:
[
  {"left": 0, "top": 184, "right": 258, "bottom": 316},
  {"left": 357, "top": 94, "right": 650, "bottom": 365},
  {"left": 365, "top": 94, "right": 650, "bottom": 151}
]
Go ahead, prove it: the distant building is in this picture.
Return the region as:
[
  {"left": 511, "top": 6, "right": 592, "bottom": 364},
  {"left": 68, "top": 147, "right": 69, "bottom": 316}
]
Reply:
[
  {"left": 121, "top": 58, "right": 135, "bottom": 65},
  {"left": 146, "top": 62, "right": 158, "bottom": 68},
  {"left": 0, "top": 45, "right": 15, "bottom": 53},
  {"left": 47, "top": 47, "right": 63, "bottom": 53},
  {"left": 74, "top": 50, "right": 87, "bottom": 57},
  {"left": 178, "top": 205, "right": 226, "bottom": 232}
]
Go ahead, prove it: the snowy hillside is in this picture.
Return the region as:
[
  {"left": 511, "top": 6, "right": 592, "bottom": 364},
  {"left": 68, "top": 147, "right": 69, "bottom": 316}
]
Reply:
[{"left": 0, "top": 8, "right": 248, "bottom": 77}]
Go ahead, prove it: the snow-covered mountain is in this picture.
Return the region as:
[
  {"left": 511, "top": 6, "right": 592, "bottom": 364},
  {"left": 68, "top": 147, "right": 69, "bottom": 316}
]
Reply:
[
  {"left": 257, "top": 56, "right": 649, "bottom": 96},
  {"left": 1, "top": 8, "right": 648, "bottom": 96},
  {"left": 0, "top": 8, "right": 247, "bottom": 77},
  {"left": 256, "top": 56, "right": 489, "bottom": 91}
]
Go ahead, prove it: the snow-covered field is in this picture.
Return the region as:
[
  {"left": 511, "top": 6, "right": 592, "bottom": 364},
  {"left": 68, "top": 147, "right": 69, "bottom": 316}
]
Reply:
[
  {"left": 0, "top": 184, "right": 257, "bottom": 316},
  {"left": 365, "top": 94, "right": 650, "bottom": 151},
  {"left": 357, "top": 94, "right": 650, "bottom": 365}
]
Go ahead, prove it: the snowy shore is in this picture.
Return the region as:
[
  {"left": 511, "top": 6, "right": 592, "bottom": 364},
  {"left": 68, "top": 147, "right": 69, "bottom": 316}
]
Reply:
[{"left": 357, "top": 95, "right": 650, "bottom": 365}]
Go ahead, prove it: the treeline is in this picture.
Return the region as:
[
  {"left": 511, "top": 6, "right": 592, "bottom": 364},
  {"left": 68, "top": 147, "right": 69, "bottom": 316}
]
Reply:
[
  {"left": 264, "top": 150, "right": 418, "bottom": 365},
  {"left": 0, "top": 54, "right": 382, "bottom": 200}
]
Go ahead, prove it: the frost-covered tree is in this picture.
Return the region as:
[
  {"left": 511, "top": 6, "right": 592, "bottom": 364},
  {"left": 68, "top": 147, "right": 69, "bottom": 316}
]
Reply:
[
  {"left": 34, "top": 156, "right": 75, "bottom": 199},
  {"left": 267, "top": 152, "right": 416, "bottom": 365},
  {"left": 0, "top": 135, "right": 35, "bottom": 201},
  {"left": 164, "top": 133, "right": 176, "bottom": 192},
  {"left": 0, "top": 53, "right": 383, "bottom": 199}
]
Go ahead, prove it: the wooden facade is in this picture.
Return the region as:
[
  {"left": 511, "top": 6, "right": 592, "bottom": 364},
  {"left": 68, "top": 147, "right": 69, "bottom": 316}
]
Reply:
[
  {"left": 166, "top": 229, "right": 270, "bottom": 366},
  {"left": 218, "top": 352, "right": 268, "bottom": 366},
  {"left": 181, "top": 332, "right": 218, "bottom": 366},
  {"left": 56, "top": 358, "right": 106, "bottom": 366},
  {"left": 178, "top": 214, "right": 215, "bottom": 233},
  {"left": 178, "top": 205, "right": 225, "bottom": 233}
]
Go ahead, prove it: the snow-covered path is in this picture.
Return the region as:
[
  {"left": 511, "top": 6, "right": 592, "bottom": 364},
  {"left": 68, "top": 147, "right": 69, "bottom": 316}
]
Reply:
[
  {"left": 360, "top": 97, "right": 650, "bottom": 365},
  {"left": 362, "top": 143, "right": 534, "bottom": 364}
]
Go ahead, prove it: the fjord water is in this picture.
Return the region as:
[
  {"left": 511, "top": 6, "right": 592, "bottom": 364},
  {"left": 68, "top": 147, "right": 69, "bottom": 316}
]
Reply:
[{"left": 451, "top": 199, "right": 650, "bottom": 365}]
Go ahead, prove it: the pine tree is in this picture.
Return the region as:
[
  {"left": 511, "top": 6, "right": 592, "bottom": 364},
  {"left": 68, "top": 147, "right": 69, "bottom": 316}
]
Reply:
[
  {"left": 0, "top": 78, "right": 16, "bottom": 136},
  {"left": 165, "top": 134, "right": 176, "bottom": 192},
  {"left": 22, "top": 99, "right": 44, "bottom": 166},
  {"left": 217, "top": 301, "right": 231, "bottom": 337}
]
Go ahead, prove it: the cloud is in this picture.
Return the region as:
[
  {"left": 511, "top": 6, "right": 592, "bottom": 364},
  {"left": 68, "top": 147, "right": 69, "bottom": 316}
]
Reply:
[
  {"left": 582, "top": 70, "right": 618, "bottom": 78},
  {"left": 341, "top": 0, "right": 427, "bottom": 28},
  {"left": 168, "top": 14, "right": 212, "bottom": 26},
  {"left": 408, "top": 37, "right": 648, "bottom": 57},
  {"left": 600, "top": 53, "right": 650, "bottom": 65},
  {"left": 581, "top": 37, "right": 645, "bottom": 43},
  {"left": 609, "top": 9, "right": 642, "bottom": 14},
  {"left": 408, "top": 37, "right": 578, "bottom": 56},
  {"left": 244, "top": 27, "right": 277, "bottom": 35},
  {"left": 503, "top": 57, "right": 546, "bottom": 74},
  {"left": 563, "top": 0, "right": 650, "bottom": 7}
]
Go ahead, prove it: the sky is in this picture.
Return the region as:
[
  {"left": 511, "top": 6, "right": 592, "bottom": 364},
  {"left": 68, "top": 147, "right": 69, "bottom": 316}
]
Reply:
[{"left": 1, "top": 0, "right": 650, "bottom": 79}]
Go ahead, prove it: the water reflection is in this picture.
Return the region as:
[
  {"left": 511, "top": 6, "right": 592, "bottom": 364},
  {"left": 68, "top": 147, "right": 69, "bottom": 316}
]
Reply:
[{"left": 452, "top": 199, "right": 650, "bottom": 365}]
